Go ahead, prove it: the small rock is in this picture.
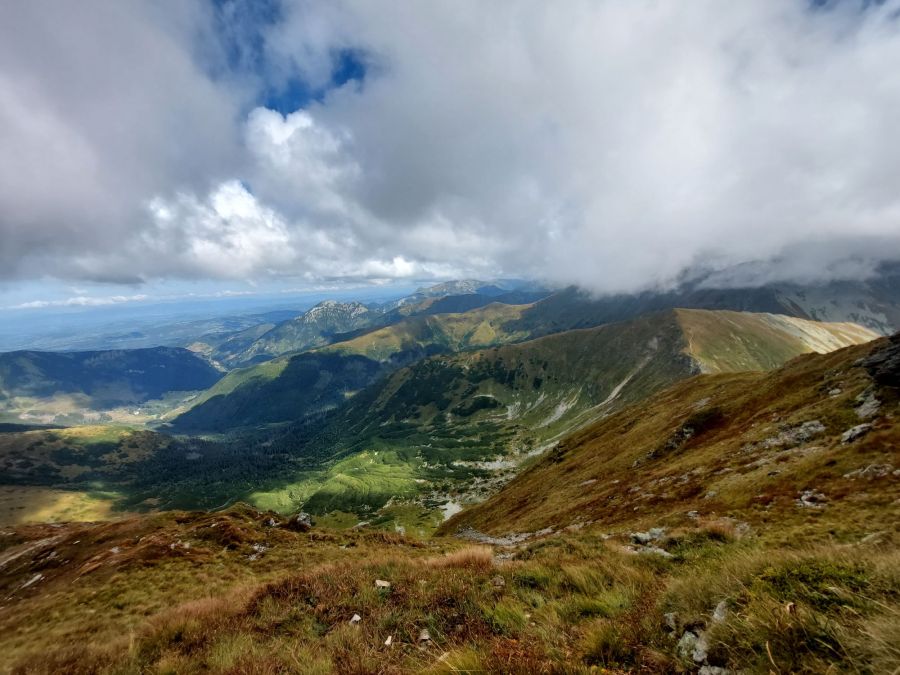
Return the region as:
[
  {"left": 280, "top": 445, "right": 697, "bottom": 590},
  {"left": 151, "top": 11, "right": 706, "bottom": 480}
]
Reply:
[
  {"left": 855, "top": 390, "right": 881, "bottom": 419},
  {"left": 490, "top": 575, "right": 505, "bottom": 588},
  {"left": 676, "top": 631, "right": 699, "bottom": 660},
  {"left": 375, "top": 579, "right": 391, "bottom": 589},
  {"left": 640, "top": 546, "right": 673, "bottom": 559},
  {"left": 384, "top": 635, "right": 393, "bottom": 646},
  {"left": 109, "top": 546, "right": 121, "bottom": 554},
  {"left": 663, "top": 611, "right": 679, "bottom": 632},
  {"left": 712, "top": 600, "right": 728, "bottom": 623},
  {"left": 698, "top": 667, "right": 729, "bottom": 675},
  {"left": 630, "top": 531, "right": 652, "bottom": 545},
  {"left": 418, "top": 628, "right": 431, "bottom": 642},
  {"left": 796, "top": 489, "right": 827, "bottom": 508},
  {"left": 20, "top": 573, "right": 43, "bottom": 589},
  {"left": 828, "top": 388, "right": 842, "bottom": 397},
  {"left": 842, "top": 423, "right": 873, "bottom": 444},
  {"left": 287, "top": 511, "right": 313, "bottom": 532},
  {"left": 686, "top": 510, "right": 699, "bottom": 519},
  {"left": 648, "top": 527, "right": 667, "bottom": 540},
  {"left": 692, "top": 632, "right": 709, "bottom": 663},
  {"left": 752, "top": 420, "right": 826, "bottom": 452},
  {"left": 844, "top": 463, "right": 894, "bottom": 480},
  {"left": 349, "top": 613, "right": 361, "bottom": 625},
  {"left": 264, "top": 517, "right": 278, "bottom": 527}
]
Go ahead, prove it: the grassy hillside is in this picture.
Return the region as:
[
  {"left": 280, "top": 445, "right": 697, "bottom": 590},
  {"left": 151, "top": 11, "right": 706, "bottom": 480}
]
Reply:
[
  {"left": 319, "top": 302, "right": 531, "bottom": 362},
  {"left": 168, "top": 353, "right": 384, "bottom": 434},
  {"left": 442, "top": 332, "right": 898, "bottom": 539},
  {"left": 2, "top": 335, "right": 898, "bottom": 673},
  {"left": 170, "top": 303, "right": 533, "bottom": 433},
  {"left": 248, "top": 310, "right": 875, "bottom": 526},
  {"left": 675, "top": 308, "right": 878, "bottom": 372}
]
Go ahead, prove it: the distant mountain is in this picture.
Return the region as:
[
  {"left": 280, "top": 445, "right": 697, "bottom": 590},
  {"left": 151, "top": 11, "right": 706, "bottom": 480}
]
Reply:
[
  {"left": 311, "top": 309, "right": 876, "bottom": 453},
  {"left": 320, "top": 302, "right": 532, "bottom": 362},
  {"left": 507, "top": 272, "right": 900, "bottom": 338},
  {"left": 387, "top": 279, "right": 500, "bottom": 309},
  {"left": 216, "top": 300, "right": 375, "bottom": 366},
  {"left": 0, "top": 347, "right": 222, "bottom": 409},
  {"left": 774, "top": 275, "right": 900, "bottom": 334},
  {"left": 252, "top": 309, "right": 876, "bottom": 519},
  {"left": 379, "top": 279, "right": 548, "bottom": 314},
  {"left": 213, "top": 282, "right": 551, "bottom": 368},
  {"left": 172, "top": 303, "right": 535, "bottom": 433}
]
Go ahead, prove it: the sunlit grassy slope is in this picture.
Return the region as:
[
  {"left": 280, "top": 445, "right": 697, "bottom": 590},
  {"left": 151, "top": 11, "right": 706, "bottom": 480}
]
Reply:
[
  {"left": 319, "top": 302, "right": 531, "bottom": 361},
  {"left": 675, "top": 308, "right": 878, "bottom": 372}
]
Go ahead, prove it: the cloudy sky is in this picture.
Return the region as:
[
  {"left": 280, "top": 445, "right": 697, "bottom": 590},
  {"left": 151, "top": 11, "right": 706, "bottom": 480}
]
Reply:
[{"left": 1, "top": 0, "right": 900, "bottom": 309}]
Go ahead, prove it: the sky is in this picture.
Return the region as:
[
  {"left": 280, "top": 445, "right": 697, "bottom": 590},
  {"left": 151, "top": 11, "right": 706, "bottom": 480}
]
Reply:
[{"left": 1, "top": 0, "right": 900, "bottom": 312}]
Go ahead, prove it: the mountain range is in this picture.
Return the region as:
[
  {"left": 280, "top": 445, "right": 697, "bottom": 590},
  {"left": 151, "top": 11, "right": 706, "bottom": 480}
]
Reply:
[
  {"left": 1, "top": 321, "right": 896, "bottom": 673},
  {"left": 0, "top": 274, "right": 897, "bottom": 674}
]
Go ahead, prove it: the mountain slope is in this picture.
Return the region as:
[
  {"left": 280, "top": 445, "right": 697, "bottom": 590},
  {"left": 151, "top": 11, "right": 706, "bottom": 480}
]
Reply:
[
  {"left": 168, "top": 353, "right": 384, "bottom": 433},
  {"left": 3, "top": 336, "right": 897, "bottom": 673},
  {"left": 674, "top": 309, "right": 878, "bottom": 372},
  {"left": 505, "top": 271, "right": 900, "bottom": 340},
  {"left": 171, "top": 303, "right": 534, "bottom": 433},
  {"left": 319, "top": 302, "right": 531, "bottom": 362},
  {"left": 324, "top": 309, "right": 876, "bottom": 447},
  {"left": 218, "top": 283, "right": 549, "bottom": 368},
  {"left": 251, "top": 310, "right": 876, "bottom": 523},
  {"left": 221, "top": 300, "right": 375, "bottom": 366},
  {"left": 0, "top": 348, "right": 222, "bottom": 409},
  {"left": 441, "top": 331, "right": 898, "bottom": 538}
]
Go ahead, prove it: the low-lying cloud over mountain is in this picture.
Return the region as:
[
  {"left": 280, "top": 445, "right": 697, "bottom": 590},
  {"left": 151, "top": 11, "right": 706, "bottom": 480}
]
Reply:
[{"left": 2, "top": 1, "right": 899, "bottom": 292}]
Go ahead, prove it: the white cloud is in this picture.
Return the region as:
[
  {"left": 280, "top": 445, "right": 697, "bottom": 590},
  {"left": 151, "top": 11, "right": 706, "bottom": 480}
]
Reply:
[
  {"left": 11, "top": 294, "right": 149, "bottom": 310},
  {"left": 2, "top": 1, "right": 900, "bottom": 292},
  {"left": 145, "top": 181, "right": 296, "bottom": 278}
]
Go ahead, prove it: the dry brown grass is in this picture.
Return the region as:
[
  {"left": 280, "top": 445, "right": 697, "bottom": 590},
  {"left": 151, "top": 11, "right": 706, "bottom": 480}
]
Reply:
[
  {"left": 423, "top": 545, "right": 493, "bottom": 570},
  {"left": 6, "top": 513, "right": 900, "bottom": 674}
]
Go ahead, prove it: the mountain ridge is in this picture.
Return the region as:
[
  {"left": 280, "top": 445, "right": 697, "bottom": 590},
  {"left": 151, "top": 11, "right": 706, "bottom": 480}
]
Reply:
[{"left": 440, "top": 331, "right": 899, "bottom": 538}]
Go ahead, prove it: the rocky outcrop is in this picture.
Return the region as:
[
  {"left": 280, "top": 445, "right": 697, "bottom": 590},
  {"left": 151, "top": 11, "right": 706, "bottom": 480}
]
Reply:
[{"left": 860, "top": 332, "right": 900, "bottom": 388}]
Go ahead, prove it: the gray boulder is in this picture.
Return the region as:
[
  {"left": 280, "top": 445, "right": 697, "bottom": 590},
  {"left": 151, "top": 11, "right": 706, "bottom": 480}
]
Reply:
[{"left": 842, "top": 423, "right": 873, "bottom": 444}]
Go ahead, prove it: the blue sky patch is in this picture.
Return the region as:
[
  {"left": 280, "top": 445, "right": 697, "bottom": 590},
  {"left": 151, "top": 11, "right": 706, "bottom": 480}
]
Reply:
[{"left": 263, "top": 49, "right": 369, "bottom": 114}]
